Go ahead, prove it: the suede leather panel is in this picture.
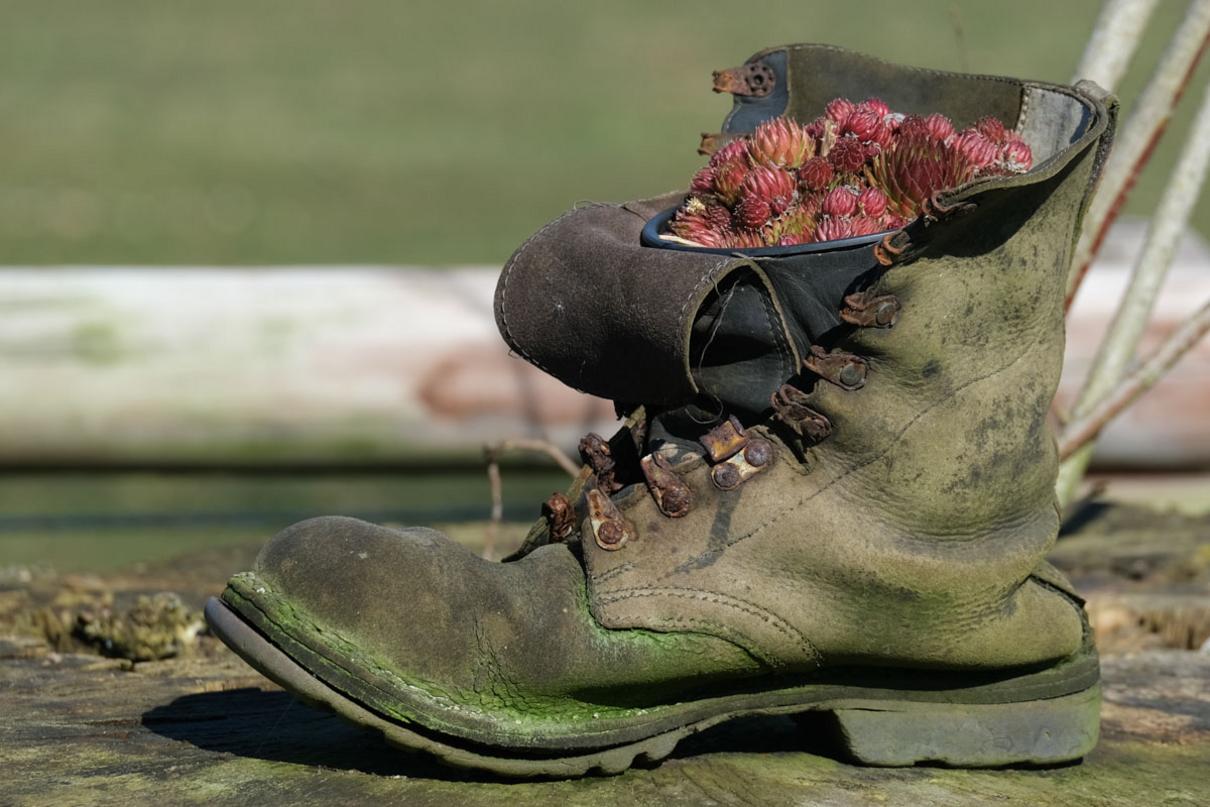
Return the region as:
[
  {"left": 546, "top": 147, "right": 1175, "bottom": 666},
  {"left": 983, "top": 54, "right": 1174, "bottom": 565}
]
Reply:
[{"left": 494, "top": 201, "right": 799, "bottom": 405}]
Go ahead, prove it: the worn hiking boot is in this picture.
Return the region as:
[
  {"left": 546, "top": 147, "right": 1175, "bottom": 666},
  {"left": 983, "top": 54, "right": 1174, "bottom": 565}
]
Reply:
[{"left": 206, "top": 44, "right": 1117, "bottom": 777}]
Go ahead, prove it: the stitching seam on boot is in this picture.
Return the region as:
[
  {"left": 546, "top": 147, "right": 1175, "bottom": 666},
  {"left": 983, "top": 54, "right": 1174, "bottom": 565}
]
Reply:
[
  {"left": 597, "top": 586, "right": 821, "bottom": 665},
  {"left": 1016, "top": 84, "right": 1032, "bottom": 135},
  {"left": 592, "top": 562, "right": 634, "bottom": 585},
  {"left": 756, "top": 280, "right": 796, "bottom": 382}
]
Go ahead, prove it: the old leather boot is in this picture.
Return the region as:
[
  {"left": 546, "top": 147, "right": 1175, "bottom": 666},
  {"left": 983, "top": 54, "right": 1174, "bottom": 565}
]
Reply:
[{"left": 206, "top": 44, "right": 1116, "bottom": 777}]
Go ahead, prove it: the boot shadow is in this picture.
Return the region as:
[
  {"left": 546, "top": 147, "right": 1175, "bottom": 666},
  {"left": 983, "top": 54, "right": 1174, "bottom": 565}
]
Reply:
[
  {"left": 141, "top": 688, "right": 487, "bottom": 781},
  {"left": 142, "top": 688, "right": 847, "bottom": 780}
]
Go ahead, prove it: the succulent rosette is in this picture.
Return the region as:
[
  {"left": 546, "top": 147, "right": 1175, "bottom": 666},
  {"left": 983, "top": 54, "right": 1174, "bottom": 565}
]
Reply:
[{"left": 662, "top": 97, "right": 1033, "bottom": 249}]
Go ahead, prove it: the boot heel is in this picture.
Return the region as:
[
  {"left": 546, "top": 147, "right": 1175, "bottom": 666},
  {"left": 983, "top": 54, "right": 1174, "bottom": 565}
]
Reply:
[{"left": 827, "top": 684, "right": 1100, "bottom": 767}]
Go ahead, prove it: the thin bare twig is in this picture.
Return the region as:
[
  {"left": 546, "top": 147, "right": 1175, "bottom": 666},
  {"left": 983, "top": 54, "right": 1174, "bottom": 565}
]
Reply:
[
  {"left": 1066, "top": 0, "right": 1210, "bottom": 309},
  {"left": 1057, "top": 76, "right": 1210, "bottom": 507},
  {"left": 484, "top": 448, "right": 504, "bottom": 560},
  {"left": 1059, "top": 298, "right": 1210, "bottom": 460},
  {"left": 481, "top": 437, "right": 579, "bottom": 559},
  {"left": 493, "top": 438, "right": 580, "bottom": 475},
  {"left": 1073, "top": 0, "right": 1159, "bottom": 90}
]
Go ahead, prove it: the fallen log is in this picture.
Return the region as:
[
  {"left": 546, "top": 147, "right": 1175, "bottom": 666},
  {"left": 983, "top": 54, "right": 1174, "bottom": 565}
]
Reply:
[{"left": 1, "top": 219, "right": 1206, "bottom": 468}]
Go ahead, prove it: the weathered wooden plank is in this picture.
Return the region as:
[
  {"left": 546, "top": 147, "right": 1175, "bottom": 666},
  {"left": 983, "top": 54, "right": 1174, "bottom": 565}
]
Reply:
[
  {"left": 0, "top": 266, "right": 613, "bottom": 465},
  {"left": 1, "top": 640, "right": 1206, "bottom": 805},
  {"left": 2, "top": 501, "right": 1209, "bottom": 804},
  {"left": 3, "top": 219, "right": 1207, "bottom": 467}
]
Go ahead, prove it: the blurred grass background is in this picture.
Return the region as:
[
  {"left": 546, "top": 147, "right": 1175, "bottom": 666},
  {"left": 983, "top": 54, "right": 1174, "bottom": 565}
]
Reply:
[
  {"left": 0, "top": 0, "right": 1206, "bottom": 266},
  {"left": 0, "top": 471, "right": 563, "bottom": 570}
]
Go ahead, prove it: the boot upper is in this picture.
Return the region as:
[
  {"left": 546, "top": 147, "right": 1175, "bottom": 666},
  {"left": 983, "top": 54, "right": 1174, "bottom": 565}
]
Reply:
[
  {"left": 224, "top": 45, "right": 1116, "bottom": 742},
  {"left": 496, "top": 44, "right": 1115, "bottom": 671}
]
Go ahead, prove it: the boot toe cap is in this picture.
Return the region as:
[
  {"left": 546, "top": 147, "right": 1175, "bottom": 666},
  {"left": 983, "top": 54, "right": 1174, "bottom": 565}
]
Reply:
[{"left": 231, "top": 515, "right": 483, "bottom": 682}]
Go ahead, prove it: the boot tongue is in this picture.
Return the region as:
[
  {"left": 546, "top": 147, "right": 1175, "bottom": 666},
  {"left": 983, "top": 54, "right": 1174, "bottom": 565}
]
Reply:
[
  {"left": 690, "top": 249, "right": 883, "bottom": 417},
  {"left": 756, "top": 252, "right": 883, "bottom": 351},
  {"left": 645, "top": 404, "right": 722, "bottom": 459}
]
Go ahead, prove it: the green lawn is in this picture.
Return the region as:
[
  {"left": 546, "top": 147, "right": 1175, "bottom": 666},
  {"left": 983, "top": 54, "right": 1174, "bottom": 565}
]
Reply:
[
  {"left": 0, "top": 0, "right": 1205, "bottom": 265},
  {"left": 0, "top": 470, "right": 564, "bottom": 571}
]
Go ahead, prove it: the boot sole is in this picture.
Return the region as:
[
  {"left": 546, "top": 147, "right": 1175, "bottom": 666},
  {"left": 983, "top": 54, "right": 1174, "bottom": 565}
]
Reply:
[{"left": 205, "top": 597, "right": 1100, "bottom": 777}]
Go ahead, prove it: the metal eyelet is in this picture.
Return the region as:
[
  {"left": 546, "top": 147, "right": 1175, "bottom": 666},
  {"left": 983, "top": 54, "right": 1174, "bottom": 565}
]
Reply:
[
  {"left": 802, "top": 346, "right": 868, "bottom": 391},
  {"left": 711, "top": 62, "right": 775, "bottom": 97},
  {"left": 710, "top": 437, "right": 775, "bottom": 490},
  {"left": 641, "top": 453, "right": 693, "bottom": 518},
  {"left": 586, "top": 489, "right": 635, "bottom": 551},
  {"left": 771, "top": 385, "right": 832, "bottom": 444},
  {"left": 840, "top": 291, "right": 901, "bottom": 328},
  {"left": 542, "top": 492, "right": 576, "bottom": 543}
]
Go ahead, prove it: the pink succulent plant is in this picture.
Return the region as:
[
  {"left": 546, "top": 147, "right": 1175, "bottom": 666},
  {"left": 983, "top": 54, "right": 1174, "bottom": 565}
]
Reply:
[
  {"left": 814, "top": 216, "right": 854, "bottom": 242},
  {"left": 749, "top": 117, "right": 814, "bottom": 169},
  {"left": 951, "top": 131, "right": 999, "bottom": 172},
  {"left": 668, "top": 98, "right": 1034, "bottom": 248},
  {"left": 741, "top": 166, "right": 798, "bottom": 217},
  {"left": 825, "top": 97, "right": 856, "bottom": 126},
  {"left": 857, "top": 187, "right": 888, "bottom": 218},
  {"left": 822, "top": 186, "right": 859, "bottom": 217},
  {"left": 999, "top": 138, "right": 1033, "bottom": 173},
  {"left": 924, "top": 113, "right": 955, "bottom": 143},
  {"left": 827, "top": 136, "right": 868, "bottom": 174},
  {"left": 798, "top": 157, "right": 834, "bottom": 192}
]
